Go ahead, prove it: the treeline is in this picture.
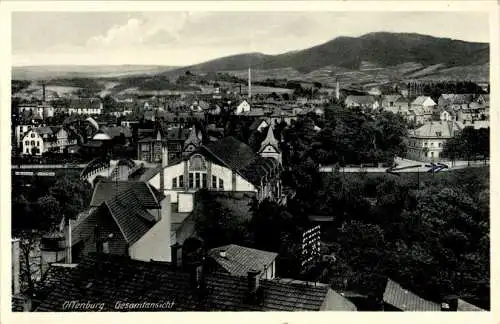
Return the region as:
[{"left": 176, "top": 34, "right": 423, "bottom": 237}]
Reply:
[
  {"left": 406, "top": 81, "right": 487, "bottom": 101},
  {"left": 442, "top": 127, "right": 489, "bottom": 163}
]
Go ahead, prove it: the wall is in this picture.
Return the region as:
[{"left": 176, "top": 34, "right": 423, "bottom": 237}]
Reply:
[
  {"left": 178, "top": 192, "right": 194, "bottom": 213},
  {"left": 130, "top": 195, "right": 172, "bottom": 262},
  {"left": 235, "top": 174, "right": 257, "bottom": 192},
  {"left": 211, "top": 163, "right": 233, "bottom": 190}
]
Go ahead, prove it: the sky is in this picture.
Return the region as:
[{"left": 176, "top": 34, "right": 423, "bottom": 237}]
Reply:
[{"left": 12, "top": 11, "right": 490, "bottom": 66}]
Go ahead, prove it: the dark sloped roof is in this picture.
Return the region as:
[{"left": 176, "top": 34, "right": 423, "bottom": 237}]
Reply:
[
  {"left": 202, "top": 137, "right": 257, "bottom": 171},
  {"left": 208, "top": 244, "right": 278, "bottom": 277},
  {"left": 35, "top": 253, "right": 349, "bottom": 312},
  {"left": 104, "top": 190, "right": 156, "bottom": 245},
  {"left": 383, "top": 279, "right": 441, "bottom": 311},
  {"left": 90, "top": 180, "right": 163, "bottom": 208},
  {"left": 457, "top": 299, "right": 485, "bottom": 312}
]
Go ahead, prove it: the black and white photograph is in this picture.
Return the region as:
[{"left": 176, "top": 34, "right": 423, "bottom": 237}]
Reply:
[{"left": 4, "top": 1, "right": 495, "bottom": 316}]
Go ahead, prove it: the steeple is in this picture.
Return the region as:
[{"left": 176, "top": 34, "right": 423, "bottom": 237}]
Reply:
[
  {"left": 260, "top": 125, "right": 278, "bottom": 151},
  {"left": 248, "top": 67, "right": 252, "bottom": 100},
  {"left": 259, "top": 125, "right": 281, "bottom": 164}
]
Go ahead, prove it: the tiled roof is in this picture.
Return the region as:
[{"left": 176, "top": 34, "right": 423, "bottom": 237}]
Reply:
[
  {"left": 412, "top": 96, "right": 436, "bottom": 106},
  {"left": 100, "top": 126, "right": 132, "bottom": 138},
  {"left": 208, "top": 244, "right": 278, "bottom": 277},
  {"left": 411, "top": 121, "right": 464, "bottom": 138},
  {"left": 457, "top": 299, "right": 485, "bottom": 311},
  {"left": 440, "top": 94, "right": 474, "bottom": 105},
  {"left": 202, "top": 137, "right": 257, "bottom": 171},
  {"left": 345, "top": 95, "right": 376, "bottom": 105},
  {"left": 90, "top": 180, "right": 163, "bottom": 208},
  {"left": 381, "top": 95, "right": 402, "bottom": 103},
  {"left": 36, "top": 253, "right": 350, "bottom": 311},
  {"left": 383, "top": 279, "right": 441, "bottom": 311},
  {"left": 104, "top": 190, "right": 156, "bottom": 244}
]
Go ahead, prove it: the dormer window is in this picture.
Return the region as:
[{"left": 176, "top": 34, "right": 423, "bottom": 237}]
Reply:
[{"left": 436, "top": 132, "right": 442, "bottom": 137}]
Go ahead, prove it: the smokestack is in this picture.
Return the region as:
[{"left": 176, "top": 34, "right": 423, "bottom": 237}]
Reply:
[
  {"left": 12, "top": 239, "right": 21, "bottom": 295},
  {"left": 171, "top": 243, "right": 182, "bottom": 268},
  {"left": 159, "top": 144, "right": 168, "bottom": 192},
  {"left": 247, "top": 269, "right": 261, "bottom": 295},
  {"left": 42, "top": 82, "right": 46, "bottom": 102},
  {"left": 248, "top": 67, "right": 252, "bottom": 100}
]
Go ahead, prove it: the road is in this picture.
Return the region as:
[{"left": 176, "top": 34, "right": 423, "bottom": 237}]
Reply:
[{"left": 319, "top": 158, "right": 489, "bottom": 173}]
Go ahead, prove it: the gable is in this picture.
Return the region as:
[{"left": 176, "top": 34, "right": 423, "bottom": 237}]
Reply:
[{"left": 261, "top": 144, "right": 278, "bottom": 154}]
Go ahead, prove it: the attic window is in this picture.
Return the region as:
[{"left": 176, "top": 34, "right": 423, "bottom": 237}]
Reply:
[{"left": 436, "top": 132, "right": 442, "bottom": 137}]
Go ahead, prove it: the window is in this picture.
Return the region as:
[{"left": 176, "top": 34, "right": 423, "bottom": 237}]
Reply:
[
  {"left": 26, "top": 148, "right": 29, "bottom": 153},
  {"left": 31, "top": 140, "right": 35, "bottom": 146},
  {"left": 25, "top": 141, "right": 28, "bottom": 146},
  {"left": 424, "top": 142, "right": 428, "bottom": 146},
  {"left": 202, "top": 174, "right": 207, "bottom": 189},
  {"left": 212, "top": 175, "right": 217, "bottom": 189},
  {"left": 195, "top": 173, "right": 200, "bottom": 188},
  {"left": 141, "top": 144, "right": 150, "bottom": 152},
  {"left": 436, "top": 132, "right": 442, "bottom": 137},
  {"left": 179, "top": 175, "right": 184, "bottom": 188},
  {"left": 31, "top": 133, "right": 35, "bottom": 138},
  {"left": 219, "top": 178, "right": 224, "bottom": 190},
  {"left": 189, "top": 173, "right": 194, "bottom": 188},
  {"left": 438, "top": 143, "right": 442, "bottom": 148},
  {"left": 430, "top": 142, "right": 434, "bottom": 147},
  {"left": 172, "top": 177, "right": 177, "bottom": 188}
]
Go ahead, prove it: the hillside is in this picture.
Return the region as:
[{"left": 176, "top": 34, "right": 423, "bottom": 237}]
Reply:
[
  {"left": 180, "top": 32, "right": 489, "bottom": 73},
  {"left": 12, "top": 65, "right": 176, "bottom": 80}
]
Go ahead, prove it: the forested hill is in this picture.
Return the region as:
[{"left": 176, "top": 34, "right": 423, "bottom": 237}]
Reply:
[{"left": 180, "top": 32, "right": 489, "bottom": 73}]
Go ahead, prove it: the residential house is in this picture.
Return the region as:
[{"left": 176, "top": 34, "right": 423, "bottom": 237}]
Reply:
[
  {"left": 70, "top": 180, "right": 172, "bottom": 263},
  {"left": 142, "top": 131, "right": 283, "bottom": 211},
  {"left": 208, "top": 244, "right": 278, "bottom": 280},
  {"left": 15, "top": 124, "right": 35, "bottom": 148},
  {"left": 33, "top": 253, "right": 357, "bottom": 311},
  {"left": 344, "top": 95, "right": 379, "bottom": 110},
  {"left": 21, "top": 126, "right": 75, "bottom": 155},
  {"left": 17, "top": 102, "right": 54, "bottom": 119},
  {"left": 67, "top": 98, "right": 103, "bottom": 115},
  {"left": 235, "top": 100, "right": 251, "bottom": 115},
  {"left": 137, "top": 123, "right": 193, "bottom": 163},
  {"left": 409, "top": 96, "right": 436, "bottom": 124},
  {"left": 411, "top": 96, "right": 436, "bottom": 111},
  {"left": 437, "top": 94, "right": 474, "bottom": 110},
  {"left": 406, "top": 121, "right": 464, "bottom": 161},
  {"left": 439, "top": 110, "right": 456, "bottom": 122},
  {"left": 381, "top": 95, "right": 402, "bottom": 111}
]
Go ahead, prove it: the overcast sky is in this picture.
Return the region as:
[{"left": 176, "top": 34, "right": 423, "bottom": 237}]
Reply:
[{"left": 12, "top": 11, "right": 489, "bottom": 66}]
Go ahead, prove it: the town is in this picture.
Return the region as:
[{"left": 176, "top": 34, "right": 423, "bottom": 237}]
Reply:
[{"left": 9, "top": 13, "right": 490, "bottom": 313}]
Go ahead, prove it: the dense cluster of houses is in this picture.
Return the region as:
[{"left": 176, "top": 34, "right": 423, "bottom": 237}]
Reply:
[{"left": 11, "top": 78, "right": 490, "bottom": 312}]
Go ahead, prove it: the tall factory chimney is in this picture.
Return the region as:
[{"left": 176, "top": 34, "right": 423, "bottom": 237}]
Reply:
[
  {"left": 335, "top": 78, "right": 340, "bottom": 101},
  {"left": 248, "top": 67, "right": 252, "bottom": 100},
  {"left": 42, "top": 82, "right": 46, "bottom": 102}
]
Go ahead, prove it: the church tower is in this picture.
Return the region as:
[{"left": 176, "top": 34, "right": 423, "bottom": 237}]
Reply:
[
  {"left": 258, "top": 124, "right": 282, "bottom": 164},
  {"left": 182, "top": 124, "right": 203, "bottom": 157}
]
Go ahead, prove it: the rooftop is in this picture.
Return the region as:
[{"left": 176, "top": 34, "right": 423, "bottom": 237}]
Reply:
[
  {"left": 35, "top": 253, "right": 354, "bottom": 311},
  {"left": 208, "top": 244, "right": 278, "bottom": 277},
  {"left": 383, "top": 279, "right": 441, "bottom": 311}
]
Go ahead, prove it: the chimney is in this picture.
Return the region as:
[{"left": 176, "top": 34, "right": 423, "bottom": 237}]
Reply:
[
  {"left": 171, "top": 243, "right": 182, "bottom": 268},
  {"left": 159, "top": 144, "right": 168, "bottom": 192},
  {"left": 42, "top": 82, "right": 46, "bottom": 102},
  {"left": 189, "top": 258, "right": 206, "bottom": 291},
  {"left": 12, "top": 239, "right": 21, "bottom": 295},
  {"left": 247, "top": 269, "right": 261, "bottom": 295},
  {"left": 248, "top": 67, "right": 252, "bottom": 100}
]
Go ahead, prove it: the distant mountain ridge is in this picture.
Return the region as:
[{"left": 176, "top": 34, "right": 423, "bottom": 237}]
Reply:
[
  {"left": 181, "top": 32, "right": 488, "bottom": 73},
  {"left": 12, "top": 65, "right": 178, "bottom": 80}
]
